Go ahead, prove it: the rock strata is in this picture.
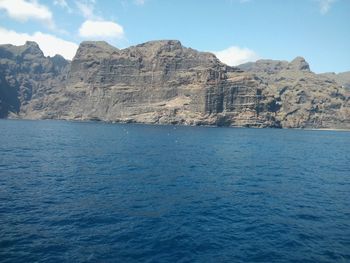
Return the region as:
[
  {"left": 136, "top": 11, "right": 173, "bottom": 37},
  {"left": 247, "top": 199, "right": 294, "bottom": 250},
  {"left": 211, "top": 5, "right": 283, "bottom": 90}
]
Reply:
[
  {"left": 238, "top": 58, "right": 350, "bottom": 128},
  {"left": 0, "top": 40, "right": 349, "bottom": 129},
  {"left": 0, "top": 41, "right": 69, "bottom": 118}
]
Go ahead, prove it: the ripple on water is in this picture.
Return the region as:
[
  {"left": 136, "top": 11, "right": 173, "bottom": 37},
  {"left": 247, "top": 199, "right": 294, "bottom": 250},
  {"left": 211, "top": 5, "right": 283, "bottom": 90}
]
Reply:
[{"left": 0, "top": 120, "right": 349, "bottom": 262}]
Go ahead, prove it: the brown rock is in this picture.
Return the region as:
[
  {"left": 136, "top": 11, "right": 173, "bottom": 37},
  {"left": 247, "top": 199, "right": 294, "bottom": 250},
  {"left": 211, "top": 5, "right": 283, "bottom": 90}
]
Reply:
[{"left": 0, "top": 40, "right": 349, "bottom": 129}]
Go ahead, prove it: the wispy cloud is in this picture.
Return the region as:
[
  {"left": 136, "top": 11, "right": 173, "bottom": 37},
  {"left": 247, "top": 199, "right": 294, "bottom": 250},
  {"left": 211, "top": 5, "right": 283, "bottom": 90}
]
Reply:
[
  {"left": 54, "top": 0, "right": 72, "bottom": 13},
  {"left": 0, "top": 0, "right": 54, "bottom": 28},
  {"left": 317, "top": 0, "right": 336, "bottom": 15},
  {"left": 211, "top": 46, "right": 260, "bottom": 66},
  {"left": 0, "top": 26, "right": 78, "bottom": 60},
  {"left": 75, "top": 0, "right": 98, "bottom": 19}
]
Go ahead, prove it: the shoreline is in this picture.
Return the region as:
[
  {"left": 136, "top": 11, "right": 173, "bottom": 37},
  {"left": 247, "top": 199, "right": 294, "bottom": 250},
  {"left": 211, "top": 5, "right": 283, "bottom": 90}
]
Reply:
[{"left": 2, "top": 117, "right": 350, "bottom": 132}]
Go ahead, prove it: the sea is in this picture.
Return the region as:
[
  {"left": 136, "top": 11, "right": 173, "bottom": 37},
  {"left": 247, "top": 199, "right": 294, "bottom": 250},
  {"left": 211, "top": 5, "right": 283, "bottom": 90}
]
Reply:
[{"left": 0, "top": 119, "right": 349, "bottom": 263}]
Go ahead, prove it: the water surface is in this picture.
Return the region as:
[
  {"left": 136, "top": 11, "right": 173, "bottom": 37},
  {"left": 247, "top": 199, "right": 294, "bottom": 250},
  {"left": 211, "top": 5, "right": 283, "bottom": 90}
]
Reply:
[{"left": 0, "top": 120, "right": 349, "bottom": 262}]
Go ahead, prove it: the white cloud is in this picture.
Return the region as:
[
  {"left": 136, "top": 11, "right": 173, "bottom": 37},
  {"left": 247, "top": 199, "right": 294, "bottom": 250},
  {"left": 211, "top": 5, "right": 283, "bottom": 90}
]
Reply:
[
  {"left": 212, "top": 46, "right": 260, "bottom": 66},
  {"left": 317, "top": 0, "right": 336, "bottom": 14},
  {"left": 79, "top": 20, "right": 124, "bottom": 39},
  {"left": 0, "top": 27, "right": 78, "bottom": 60},
  {"left": 75, "top": 0, "right": 97, "bottom": 19},
  {"left": 54, "top": 0, "right": 72, "bottom": 13},
  {"left": 75, "top": 1, "right": 126, "bottom": 41},
  {"left": 0, "top": 0, "right": 54, "bottom": 27}
]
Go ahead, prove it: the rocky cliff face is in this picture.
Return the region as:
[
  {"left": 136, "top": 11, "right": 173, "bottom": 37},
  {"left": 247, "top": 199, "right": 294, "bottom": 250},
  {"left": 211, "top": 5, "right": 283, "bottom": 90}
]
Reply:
[
  {"left": 320, "top": 71, "right": 350, "bottom": 90},
  {"left": 0, "top": 40, "right": 349, "bottom": 128},
  {"left": 0, "top": 41, "right": 69, "bottom": 118},
  {"left": 238, "top": 58, "right": 350, "bottom": 128}
]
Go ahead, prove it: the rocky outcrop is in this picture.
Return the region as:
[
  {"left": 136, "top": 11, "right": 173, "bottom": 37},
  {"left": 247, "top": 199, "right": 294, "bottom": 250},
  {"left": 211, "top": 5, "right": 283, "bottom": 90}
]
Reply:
[
  {"left": 320, "top": 71, "right": 350, "bottom": 90},
  {"left": 0, "top": 41, "right": 69, "bottom": 118},
  {"left": 238, "top": 58, "right": 350, "bottom": 128},
  {"left": 0, "top": 40, "right": 349, "bottom": 129},
  {"left": 238, "top": 57, "right": 310, "bottom": 73}
]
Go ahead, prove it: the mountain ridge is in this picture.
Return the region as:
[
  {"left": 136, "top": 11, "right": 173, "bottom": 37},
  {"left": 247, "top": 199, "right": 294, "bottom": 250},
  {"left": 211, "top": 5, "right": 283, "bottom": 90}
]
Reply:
[{"left": 0, "top": 40, "right": 349, "bottom": 128}]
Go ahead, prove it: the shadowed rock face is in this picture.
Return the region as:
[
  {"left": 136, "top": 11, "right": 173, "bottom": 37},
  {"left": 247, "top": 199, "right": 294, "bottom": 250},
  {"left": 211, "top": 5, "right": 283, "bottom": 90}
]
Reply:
[
  {"left": 0, "top": 40, "right": 349, "bottom": 128},
  {"left": 0, "top": 41, "right": 69, "bottom": 118}
]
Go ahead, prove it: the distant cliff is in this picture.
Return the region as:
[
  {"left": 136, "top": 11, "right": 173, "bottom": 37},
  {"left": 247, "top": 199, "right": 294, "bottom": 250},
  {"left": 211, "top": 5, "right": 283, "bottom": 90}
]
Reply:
[
  {"left": 238, "top": 58, "right": 350, "bottom": 128},
  {"left": 0, "top": 40, "right": 349, "bottom": 129}
]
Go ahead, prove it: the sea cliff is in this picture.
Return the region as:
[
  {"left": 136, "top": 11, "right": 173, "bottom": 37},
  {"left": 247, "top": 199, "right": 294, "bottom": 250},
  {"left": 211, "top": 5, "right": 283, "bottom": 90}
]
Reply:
[{"left": 1, "top": 40, "right": 349, "bottom": 128}]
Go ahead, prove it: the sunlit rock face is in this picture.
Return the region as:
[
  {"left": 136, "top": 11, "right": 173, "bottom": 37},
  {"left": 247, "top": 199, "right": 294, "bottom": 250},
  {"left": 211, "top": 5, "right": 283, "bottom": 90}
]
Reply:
[
  {"left": 1, "top": 40, "right": 349, "bottom": 128},
  {"left": 238, "top": 58, "right": 350, "bottom": 129}
]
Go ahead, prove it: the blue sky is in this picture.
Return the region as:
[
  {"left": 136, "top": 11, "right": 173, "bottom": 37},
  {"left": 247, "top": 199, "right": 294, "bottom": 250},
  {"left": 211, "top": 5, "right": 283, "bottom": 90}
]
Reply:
[{"left": 0, "top": 0, "right": 349, "bottom": 73}]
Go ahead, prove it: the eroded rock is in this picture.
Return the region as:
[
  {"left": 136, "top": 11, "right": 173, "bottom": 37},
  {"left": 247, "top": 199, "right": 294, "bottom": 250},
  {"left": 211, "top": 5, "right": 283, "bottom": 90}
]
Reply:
[{"left": 0, "top": 40, "right": 349, "bottom": 129}]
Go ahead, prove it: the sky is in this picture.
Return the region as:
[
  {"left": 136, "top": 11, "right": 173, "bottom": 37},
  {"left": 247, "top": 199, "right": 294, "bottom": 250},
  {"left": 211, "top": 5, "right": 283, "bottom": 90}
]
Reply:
[{"left": 0, "top": 0, "right": 349, "bottom": 73}]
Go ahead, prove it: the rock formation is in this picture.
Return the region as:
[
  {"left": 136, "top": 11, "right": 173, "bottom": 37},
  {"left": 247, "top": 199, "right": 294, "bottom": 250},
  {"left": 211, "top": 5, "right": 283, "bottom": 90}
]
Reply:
[
  {"left": 319, "top": 71, "right": 350, "bottom": 90},
  {"left": 0, "top": 40, "right": 349, "bottom": 129},
  {"left": 238, "top": 58, "right": 350, "bottom": 128},
  {"left": 0, "top": 41, "right": 69, "bottom": 118}
]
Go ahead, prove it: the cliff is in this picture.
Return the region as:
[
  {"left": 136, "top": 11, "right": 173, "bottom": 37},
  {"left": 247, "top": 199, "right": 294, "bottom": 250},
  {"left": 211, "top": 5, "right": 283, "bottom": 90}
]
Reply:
[
  {"left": 0, "top": 40, "right": 349, "bottom": 129},
  {"left": 0, "top": 41, "right": 69, "bottom": 118},
  {"left": 238, "top": 58, "right": 350, "bottom": 128}
]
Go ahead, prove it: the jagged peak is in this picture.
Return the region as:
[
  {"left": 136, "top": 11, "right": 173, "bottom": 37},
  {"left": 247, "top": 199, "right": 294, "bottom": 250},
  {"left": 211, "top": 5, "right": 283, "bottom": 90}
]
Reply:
[
  {"left": 24, "top": 41, "right": 40, "bottom": 48},
  {"left": 22, "top": 41, "right": 44, "bottom": 58},
  {"left": 77, "top": 41, "right": 118, "bottom": 53},
  {"left": 238, "top": 57, "right": 311, "bottom": 73},
  {"left": 238, "top": 59, "right": 288, "bottom": 73},
  {"left": 50, "top": 54, "right": 69, "bottom": 67},
  {"left": 0, "top": 41, "right": 44, "bottom": 58},
  {"left": 130, "top": 40, "right": 184, "bottom": 55},
  {"left": 79, "top": 41, "right": 117, "bottom": 49},
  {"left": 291, "top": 56, "right": 306, "bottom": 62},
  {"left": 289, "top": 56, "right": 310, "bottom": 71},
  {"left": 52, "top": 54, "right": 65, "bottom": 60},
  {"left": 73, "top": 41, "right": 118, "bottom": 60},
  {"left": 136, "top": 39, "right": 182, "bottom": 48},
  {"left": 23, "top": 41, "right": 43, "bottom": 54}
]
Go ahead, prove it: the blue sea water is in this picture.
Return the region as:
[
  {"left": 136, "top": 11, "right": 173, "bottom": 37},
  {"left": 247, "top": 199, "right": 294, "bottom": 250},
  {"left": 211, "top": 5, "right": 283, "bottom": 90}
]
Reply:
[{"left": 0, "top": 120, "right": 349, "bottom": 263}]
